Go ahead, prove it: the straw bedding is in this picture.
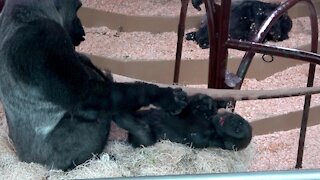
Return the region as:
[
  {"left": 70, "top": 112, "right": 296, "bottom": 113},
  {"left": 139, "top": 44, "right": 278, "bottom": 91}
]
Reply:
[{"left": 0, "top": 0, "right": 319, "bottom": 179}]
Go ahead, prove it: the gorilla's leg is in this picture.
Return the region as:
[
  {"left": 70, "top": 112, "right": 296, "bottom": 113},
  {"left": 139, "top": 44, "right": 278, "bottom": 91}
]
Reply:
[
  {"left": 28, "top": 113, "right": 111, "bottom": 170},
  {"left": 113, "top": 112, "right": 156, "bottom": 147}
]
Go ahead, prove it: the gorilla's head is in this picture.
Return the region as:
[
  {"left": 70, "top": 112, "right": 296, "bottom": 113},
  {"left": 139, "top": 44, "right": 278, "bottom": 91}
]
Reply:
[
  {"left": 53, "top": 0, "right": 85, "bottom": 46},
  {"left": 211, "top": 112, "right": 252, "bottom": 150},
  {"left": 0, "top": 0, "right": 85, "bottom": 46}
]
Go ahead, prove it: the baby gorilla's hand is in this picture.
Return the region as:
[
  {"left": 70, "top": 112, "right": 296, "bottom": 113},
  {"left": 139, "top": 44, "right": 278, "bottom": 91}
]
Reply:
[{"left": 155, "top": 88, "right": 188, "bottom": 115}]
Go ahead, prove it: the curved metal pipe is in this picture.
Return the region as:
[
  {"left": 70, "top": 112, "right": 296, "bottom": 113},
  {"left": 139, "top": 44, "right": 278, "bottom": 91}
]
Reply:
[
  {"left": 228, "top": 0, "right": 318, "bottom": 169},
  {"left": 234, "top": 0, "right": 318, "bottom": 87}
]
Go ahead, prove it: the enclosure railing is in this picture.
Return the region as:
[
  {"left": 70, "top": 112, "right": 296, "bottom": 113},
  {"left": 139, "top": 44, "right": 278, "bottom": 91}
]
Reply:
[
  {"left": 173, "top": 0, "right": 319, "bottom": 169},
  {"left": 89, "top": 169, "right": 320, "bottom": 180}
]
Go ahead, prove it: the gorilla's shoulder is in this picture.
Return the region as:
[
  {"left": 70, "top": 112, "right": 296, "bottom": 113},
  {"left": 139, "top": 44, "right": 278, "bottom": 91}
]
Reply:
[{"left": 7, "top": 18, "right": 73, "bottom": 53}]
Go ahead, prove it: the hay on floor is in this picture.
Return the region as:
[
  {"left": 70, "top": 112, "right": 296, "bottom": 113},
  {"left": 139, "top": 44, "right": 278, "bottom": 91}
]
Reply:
[{"left": 0, "top": 110, "right": 254, "bottom": 179}]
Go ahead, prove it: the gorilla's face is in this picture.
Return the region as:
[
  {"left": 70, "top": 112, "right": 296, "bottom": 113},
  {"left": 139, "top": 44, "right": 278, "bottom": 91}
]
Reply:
[
  {"left": 54, "top": 0, "right": 85, "bottom": 46},
  {"left": 0, "top": 0, "right": 85, "bottom": 46},
  {"left": 211, "top": 112, "right": 252, "bottom": 150}
]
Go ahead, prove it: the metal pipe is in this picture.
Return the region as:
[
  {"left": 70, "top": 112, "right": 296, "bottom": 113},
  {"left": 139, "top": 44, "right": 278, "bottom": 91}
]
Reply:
[
  {"left": 203, "top": 0, "right": 217, "bottom": 87},
  {"left": 205, "top": 0, "right": 232, "bottom": 89},
  {"left": 93, "top": 169, "right": 320, "bottom": 180},
  {"left": 296, "top": 0, "right": 319, "bottom": 169},
  {"left": 226, "top": 0, "right": 319, "bottom": 168},
  {"left": 226, "top": 40, "right": 320, "bottom": 65},
  {"left": 173, "top": 0, "right": 189, "bottom": 84},
  {"left": 235, "top": 0, "right": 302, "bottom": 86}
]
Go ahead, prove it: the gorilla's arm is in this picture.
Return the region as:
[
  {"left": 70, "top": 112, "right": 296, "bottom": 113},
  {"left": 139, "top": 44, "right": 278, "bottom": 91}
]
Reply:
[
  {"left": 76, "top": 53, "right": 113, "bottom": 82},
  {"left": 6, "top": 19, "right": 186, "bottom": 119}
]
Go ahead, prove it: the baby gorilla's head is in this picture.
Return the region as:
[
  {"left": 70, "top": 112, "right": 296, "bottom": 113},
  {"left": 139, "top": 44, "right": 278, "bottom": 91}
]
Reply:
[{"left": 211, "top": 111, "right": 252, "bottom": 151}]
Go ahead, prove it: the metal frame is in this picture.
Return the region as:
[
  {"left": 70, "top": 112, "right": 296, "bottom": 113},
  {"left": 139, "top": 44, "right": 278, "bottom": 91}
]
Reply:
[
  {"left": 92, "top": 169, "right": 320, "bottom": 179},
  {"left": 173, "top": 0, "right": 319, "bottom": 169}
]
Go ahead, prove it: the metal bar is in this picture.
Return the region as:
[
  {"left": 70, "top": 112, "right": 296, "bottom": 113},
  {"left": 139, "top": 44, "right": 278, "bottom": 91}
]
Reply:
[
  {"left": 203, "top": 0, "right": 218, "bottom": 88},
  {"left": 226, "top": 0, "right": 319, "bottom": 168},
  {"left": 92, "top": 169, "right": 320, "bottom": 180},
  {"left": 173, "top": 0, "right": 189, "bottom": 84},
  {"left": 207, "top": 0, "right": 232, "bottom": 89},
  {"left": 225, "top": 40, "right": 320, "bottom": 65},
  {"left": 296, "top": 0, "right": 319, "bottom": 169}
]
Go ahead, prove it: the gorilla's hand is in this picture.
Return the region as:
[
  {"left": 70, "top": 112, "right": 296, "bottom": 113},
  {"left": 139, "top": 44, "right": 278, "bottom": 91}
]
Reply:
[{"left": 155, "top": 88, "right": 188, "bottom": 115}]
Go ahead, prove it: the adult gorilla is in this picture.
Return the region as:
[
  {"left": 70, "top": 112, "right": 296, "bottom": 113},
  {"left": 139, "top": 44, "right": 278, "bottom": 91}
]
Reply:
[{"left": 0, "top": 0, "right": 187, "bottom": 170}]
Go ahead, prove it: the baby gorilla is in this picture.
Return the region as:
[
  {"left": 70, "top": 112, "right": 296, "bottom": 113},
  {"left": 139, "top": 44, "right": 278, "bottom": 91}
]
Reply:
[
  {"left": 186, "top": 0, "right": 293, "bottom": 49},
  {"left": 114, "top": 94, "right": 252, "bottom": 151}
]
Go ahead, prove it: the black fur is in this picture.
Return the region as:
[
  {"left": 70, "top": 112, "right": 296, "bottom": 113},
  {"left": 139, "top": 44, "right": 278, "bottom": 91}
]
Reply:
[
  {"left": 114, "top": 94, "right": 252, "bottom": 151},
  {"left": 0, "top": 0, "right": 4, "bottom": 12},
  {"left": 191, "top": 0, "right": 203, "bottom": 11},
  {"left": 0, "top": 0, "right": 187, "bottom": 170},
  {"left": 53, "top": 0, "right": 85, "bottom": 46},
  {"left": 187, "top": 0, "right": 293, "bottom": 49}
]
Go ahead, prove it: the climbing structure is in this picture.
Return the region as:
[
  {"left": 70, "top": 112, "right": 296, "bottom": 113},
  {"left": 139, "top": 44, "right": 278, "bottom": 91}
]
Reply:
[{"left": 174, "top": 0, "right": 319, "bottom": 169}]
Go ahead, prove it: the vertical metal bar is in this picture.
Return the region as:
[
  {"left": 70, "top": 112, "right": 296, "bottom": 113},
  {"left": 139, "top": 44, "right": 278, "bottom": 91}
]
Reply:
[
  {"left": 204, "top": 0, "right": 232, "bottom": 89},
  {"left": 296, "top": 0, "right": 318, "bottom": 169},
  {"left": 204, "top": 0, "right": 217, "bottom": 87},
  {"left": 173, "top": 0, "right": 189, "bottom": 84},
  {"left": 209, "top": 0, "right": 232, "bottom": 89}
]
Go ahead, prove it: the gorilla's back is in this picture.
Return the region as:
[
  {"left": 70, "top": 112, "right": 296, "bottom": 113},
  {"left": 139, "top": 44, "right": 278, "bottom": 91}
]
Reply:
[{"left": 0, "top": 13, "right": 66, "bottom": 158}]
